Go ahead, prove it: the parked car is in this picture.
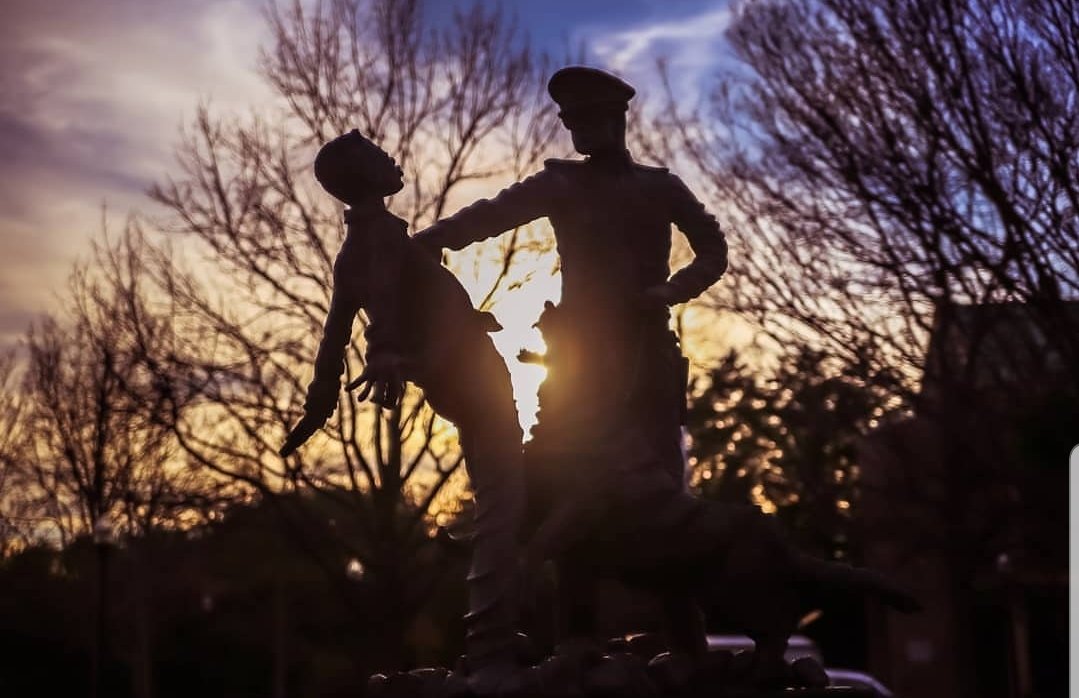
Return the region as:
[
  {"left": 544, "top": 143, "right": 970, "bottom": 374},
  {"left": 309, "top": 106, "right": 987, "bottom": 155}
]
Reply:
[
  {"left": 824, "top": 668, "right": 894, "bottom": 696},
  {"left": 706, "top": 634, "right": 894, "bottom": 697},
  {"left": 706, "top": 633, "right": 823, "bottom": 663}
]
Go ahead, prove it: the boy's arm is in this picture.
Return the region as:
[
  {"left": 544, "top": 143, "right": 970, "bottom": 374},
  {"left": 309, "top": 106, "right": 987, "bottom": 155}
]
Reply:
[
  {"left": 280, "top": 266, "right": 359, "bottom": 457},
  {"left": 311, "top": 280, "right": 360, "bottom": 386}
]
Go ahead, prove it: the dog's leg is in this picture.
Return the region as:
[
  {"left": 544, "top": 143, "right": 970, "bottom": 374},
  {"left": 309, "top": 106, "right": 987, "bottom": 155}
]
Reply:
[
  {"left": 661, "top": 594, "right": 707, "bottom": 662},
  {"left": 749, "top": 633, "right": 790, "bottom": 688}
]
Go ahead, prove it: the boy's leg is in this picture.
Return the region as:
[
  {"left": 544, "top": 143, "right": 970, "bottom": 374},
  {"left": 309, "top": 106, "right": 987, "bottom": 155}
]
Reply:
[
  {"left": 662, "top": 594, "right": 708, "bottom": 661},
  {"left": 421, "top": 337, "right": 525, "bottom": 680}
]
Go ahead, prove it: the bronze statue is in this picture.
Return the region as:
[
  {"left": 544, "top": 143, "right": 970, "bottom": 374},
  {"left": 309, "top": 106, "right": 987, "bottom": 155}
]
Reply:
[
  {"left": 414, "top": 65, "right": 727, "bottom": 658},
  {"left": 279, "top": 130, "right": 525, "bottom": 694},
  {"left": 409, "top": 66, "right": 918, "bottom": 690},
  {"left": 285, "top": 70, "right": 919, "bottom": 696}
]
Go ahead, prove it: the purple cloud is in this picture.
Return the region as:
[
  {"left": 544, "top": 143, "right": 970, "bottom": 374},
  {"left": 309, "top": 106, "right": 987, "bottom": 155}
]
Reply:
[
  {"left": 0, "top": 0, "right": 274, "bottom": 346},
  {"left": 0, "top": 0, "right": 732, "bottom": 350}
]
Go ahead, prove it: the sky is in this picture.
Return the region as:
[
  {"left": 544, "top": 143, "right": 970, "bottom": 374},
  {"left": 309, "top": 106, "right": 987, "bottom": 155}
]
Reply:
[{"left": 0, "top": 0, "right": 735, "bottom": 350}]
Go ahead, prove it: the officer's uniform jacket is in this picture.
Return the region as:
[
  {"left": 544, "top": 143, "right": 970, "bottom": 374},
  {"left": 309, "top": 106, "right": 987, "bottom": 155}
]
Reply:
[{"left": 414, "top": 154, "right": 727, "bottom": 333}]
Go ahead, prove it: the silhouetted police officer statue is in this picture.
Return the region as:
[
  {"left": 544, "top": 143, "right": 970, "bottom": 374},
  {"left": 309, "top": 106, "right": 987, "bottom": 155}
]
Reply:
[
  {"left": 415, "top": 66, "right": 728, "bottom": 653},
  {"left": 279, "top": 131, "right": 525, "bottom": 694}
]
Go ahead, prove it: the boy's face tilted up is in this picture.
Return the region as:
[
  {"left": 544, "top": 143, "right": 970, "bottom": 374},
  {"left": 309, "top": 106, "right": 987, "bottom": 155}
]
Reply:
[{"left": 314, "top": 130, "right": 404, "bottom": 206}]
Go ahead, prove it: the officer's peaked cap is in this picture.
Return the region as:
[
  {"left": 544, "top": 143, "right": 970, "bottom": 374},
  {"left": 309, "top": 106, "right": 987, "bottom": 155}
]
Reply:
[{"left": 548, "top": 66, "right": 635, "bottom": 115}]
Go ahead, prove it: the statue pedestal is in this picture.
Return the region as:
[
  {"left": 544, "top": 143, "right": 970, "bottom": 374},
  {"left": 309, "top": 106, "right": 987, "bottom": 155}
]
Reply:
[{"left": 367, "top": 636, "right": 880, "bottom": 698}]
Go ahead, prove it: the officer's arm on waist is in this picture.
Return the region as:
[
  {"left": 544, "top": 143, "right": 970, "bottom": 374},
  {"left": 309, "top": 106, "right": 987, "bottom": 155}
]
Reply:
[
  {"left": 664, "top": 174, "right": 729, "bottom": 304},
  {"left": 413, "top": 170, "right": 553, "bottom": 252}
]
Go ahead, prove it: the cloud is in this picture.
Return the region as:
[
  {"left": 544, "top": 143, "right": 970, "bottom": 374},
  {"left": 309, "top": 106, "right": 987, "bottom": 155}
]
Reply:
[
  {"left": 0, "top": 0, "right": 275, "bottom": 345},
  {"left": 0, "top": 0, "right": 737, "bottom": 351},
  {"left": 582, "top": 1, "right": 735, "bottom": 105}
]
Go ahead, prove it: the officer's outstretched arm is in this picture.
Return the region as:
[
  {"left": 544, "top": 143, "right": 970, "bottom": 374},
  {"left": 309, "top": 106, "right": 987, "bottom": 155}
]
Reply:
[
  {"left": 662, "top": 174, "right": 729, "bottom": 304},
  {"left": 413, "top": 170, "right": 553, "bottom": 254}
]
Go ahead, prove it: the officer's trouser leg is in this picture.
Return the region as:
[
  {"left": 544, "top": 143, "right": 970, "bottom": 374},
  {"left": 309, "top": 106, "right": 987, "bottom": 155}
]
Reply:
[
  {"left": 557, "top": 559, "right": 599, "bottom": 645},
  {"left": 662, "top": 594, "right": 707, "bottom": 661}
]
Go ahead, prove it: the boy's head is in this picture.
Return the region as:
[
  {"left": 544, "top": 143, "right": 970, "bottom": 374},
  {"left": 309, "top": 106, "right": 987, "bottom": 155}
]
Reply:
[{"left": 314, "top": 130, "right": 404, "bottom": 205}]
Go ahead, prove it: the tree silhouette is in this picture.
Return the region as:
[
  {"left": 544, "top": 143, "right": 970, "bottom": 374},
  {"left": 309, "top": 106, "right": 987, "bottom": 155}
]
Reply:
[
  {"left": 658, "top": 0, "right": 1079, "bottom": 396},
  {"left": 685, "top": 347, "right": 908, "bottom": 561},
  {"left": 0, "top": 350, "right": 36, "bottom": 555}
]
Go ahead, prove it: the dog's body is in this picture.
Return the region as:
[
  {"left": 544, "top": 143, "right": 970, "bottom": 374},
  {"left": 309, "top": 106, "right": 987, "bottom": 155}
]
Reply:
[{"left": 523, "top": 464, "right": 919, "bottom": 686}]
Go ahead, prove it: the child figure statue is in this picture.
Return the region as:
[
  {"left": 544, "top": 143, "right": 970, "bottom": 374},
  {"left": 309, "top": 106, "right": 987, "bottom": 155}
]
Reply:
[{"left": 280, "top": 130, "right": 525, "bottom": 693}]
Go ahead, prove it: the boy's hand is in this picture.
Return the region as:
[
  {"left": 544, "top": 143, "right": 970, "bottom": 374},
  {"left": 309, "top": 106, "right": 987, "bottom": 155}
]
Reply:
[
  {"left": 347, "top": 353, "right": 412, "bottom": 409},
  {"left": 303, "top": 378, "right": 341, "bottom": 421},
  {"left": 279, "top": 378, "right": 340, "bottom": 456}
]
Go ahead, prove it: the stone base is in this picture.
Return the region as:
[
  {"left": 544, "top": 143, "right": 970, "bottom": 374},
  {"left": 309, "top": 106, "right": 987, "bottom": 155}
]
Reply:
[{"left": 366, "top": 635, "right": 877, "bottom": 698}]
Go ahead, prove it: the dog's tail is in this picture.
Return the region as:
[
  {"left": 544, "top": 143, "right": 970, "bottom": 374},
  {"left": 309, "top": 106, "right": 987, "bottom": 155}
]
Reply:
[{"left": 793, "top": 553, "right": 922, "bottom": 613}]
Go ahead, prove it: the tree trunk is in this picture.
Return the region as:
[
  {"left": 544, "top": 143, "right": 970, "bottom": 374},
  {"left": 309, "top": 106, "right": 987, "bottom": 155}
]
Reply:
[
  {"left": 131, "top": 540, "right": 153, "bottom": 698},
  {"left": 273, "top": 572, "right": 287, "bottom": 698}
]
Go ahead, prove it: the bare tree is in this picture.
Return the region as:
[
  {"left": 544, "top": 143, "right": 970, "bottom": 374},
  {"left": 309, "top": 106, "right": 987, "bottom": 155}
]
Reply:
[
  {"left": 128, "top": 0, "right": 559, "bottom": 658},
  {"left": 14, "top": 227, "right": 228, "bottom": 544},
  {"left": 0, "top": 351, "right": 40, "bottom": 555},
  {"left": 649, "top": 2, "right": 1077, "bottom": 689},
  {"left": 646, "top": 0, "right": 1079, "bottom": 563},
  {"left": 656, "top": 0, "right": 1079, "bottom": 393},
  {"left": 5, "top": 225, "right": 234, "bottom": 698}
]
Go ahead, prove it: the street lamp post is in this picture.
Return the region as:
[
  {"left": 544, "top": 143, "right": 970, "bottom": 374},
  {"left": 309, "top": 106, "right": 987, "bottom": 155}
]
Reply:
[
  {"left": 91, "top": 515, "right": 113, "bottom": 698},
  {"left": 997, "top": 552, "right": 1032, "bottom": 698}
]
